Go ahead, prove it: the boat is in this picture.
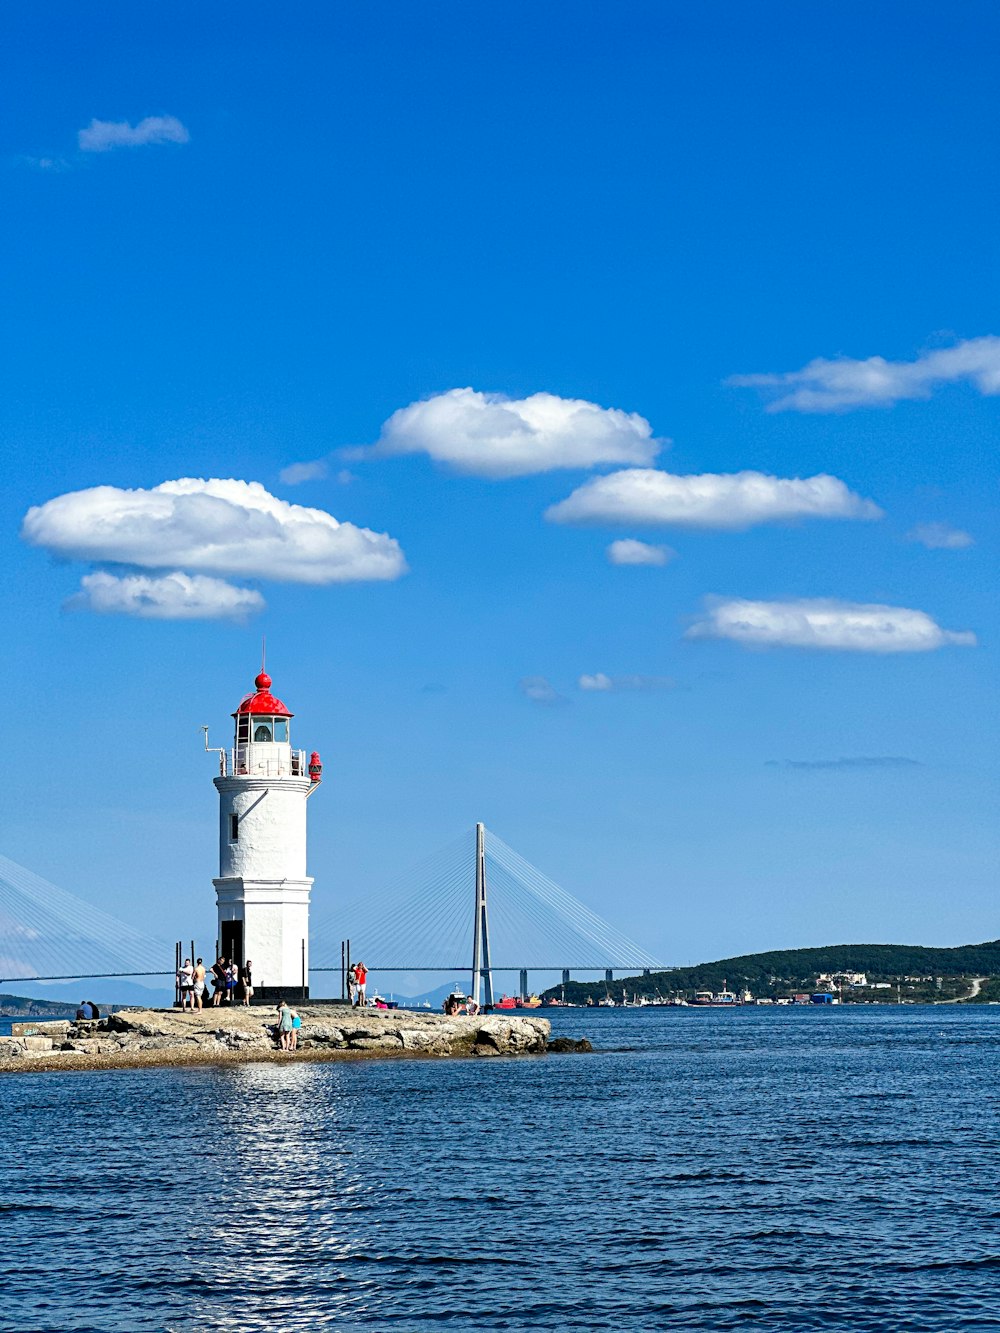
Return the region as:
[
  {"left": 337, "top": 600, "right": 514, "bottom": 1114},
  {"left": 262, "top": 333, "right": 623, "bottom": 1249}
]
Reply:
[
  {"left": 517, "top": 995, "right": 543, "bottom": 1009},
  {"left": 494, "top": 994, "right": 518, "bottom": 1010},
  {"left": 689, "top": 989, "right": 740, "bottom": 1007}
]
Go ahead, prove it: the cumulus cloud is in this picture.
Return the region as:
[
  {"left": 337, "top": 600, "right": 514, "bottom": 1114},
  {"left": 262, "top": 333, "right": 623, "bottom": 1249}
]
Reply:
[
  {"left": 22, "top": 478, "right": 406, "bottom": 584},
  {"left": 66, "top": 571, "right": 264, "bottom": 621},
  {"left": 907, "top": 521, "right": 974, "bottom": 550},
  {"left": 519, "top": 676, "right": 566, "bottom": 705},
  {"left": 766, "top": 756, "right": 922, "bottom": 771},
  {"left": 728, "top": 336, "right": 1000, "bottom": 412},
  {"left": 78, "top": 115, "right": 190, "bottom": 153},
  {"left": 354, "top": 388, "right": 662, "bottom": 478},
  {"left": 686, "top": 597, "right": 976, "bottom": 653},
  {"left": 606, "top": 539, "right": 675, "bottom": 566},
  {"left": 579, "top": 673, "right": 677, "bottom": 692},
  {"left": 547, "top": 469, "right": 881, "bottom": 530}
]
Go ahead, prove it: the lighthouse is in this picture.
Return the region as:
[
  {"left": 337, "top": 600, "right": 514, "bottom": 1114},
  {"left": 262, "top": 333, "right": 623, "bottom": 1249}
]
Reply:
[{"left": 209, "top": 668, "right": 321, "bottom": 1001}]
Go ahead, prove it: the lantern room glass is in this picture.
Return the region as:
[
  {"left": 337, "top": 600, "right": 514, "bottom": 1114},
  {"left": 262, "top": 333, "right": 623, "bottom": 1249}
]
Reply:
[{"left": 237, "top": 715, "right": 290, "bottom": 745}]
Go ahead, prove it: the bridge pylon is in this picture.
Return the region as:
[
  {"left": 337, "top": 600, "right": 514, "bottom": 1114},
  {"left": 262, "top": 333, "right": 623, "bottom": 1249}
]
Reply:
[{"left": 470, "top": 823, "right": 495, "bottom": 1009}]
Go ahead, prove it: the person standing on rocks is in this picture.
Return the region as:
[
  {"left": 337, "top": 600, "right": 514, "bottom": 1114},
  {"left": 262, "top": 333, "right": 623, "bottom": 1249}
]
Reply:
[
  {"left": 241, "top": 959, "right": 253, "bottom": 1006},
  {"left": 211, "top": 957, "right": 228, "bottom": 1006},
  {"left": 347, "top": 963, "right": 357, "bottom": 1006},
  {"left": 192, "top": 958, "right": 206, "bottom": 1011},
  {"left": 276, "top": 999, "right": 294, "bottom": 1051},
  {"left": 289, "top": 1008, "right": 301, "bottom": 1051},
  {"left": 177, "top": 958, "right": 195, "bottom": 1010},
  {"left": 354, "top": 961, "right": 368, "bottom": 1007}
]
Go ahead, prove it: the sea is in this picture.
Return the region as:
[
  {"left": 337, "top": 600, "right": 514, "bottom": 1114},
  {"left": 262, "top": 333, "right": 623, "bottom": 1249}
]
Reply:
[{"left": 2, "top": 1004, "right": 1000, "bottom": 1332}]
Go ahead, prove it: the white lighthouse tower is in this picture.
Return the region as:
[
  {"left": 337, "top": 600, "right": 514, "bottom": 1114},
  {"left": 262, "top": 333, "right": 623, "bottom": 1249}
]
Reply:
[{"left": 209, "top": 668, "right": 322, "bottom": 1001}]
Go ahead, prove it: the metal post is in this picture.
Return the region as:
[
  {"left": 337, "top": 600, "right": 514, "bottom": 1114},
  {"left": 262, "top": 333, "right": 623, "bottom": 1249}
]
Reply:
[
  {"left": 174, "top": 941, "right": 181, "bottom": 1008},
  {"left": 519, "top": 968, "right": 528, "bottom": 1001},
  {"left": 346, "top": 938, "right": 351, "bottom": 1003},
  {"left": 301, "top": 938, "right": 306, "bottom": 1002},
  {"left": 471, "top": 824, "right": 484, "bottom": 1009},
  {"left": 341, "top": 940, "right": 346, "bottom": 1001}
]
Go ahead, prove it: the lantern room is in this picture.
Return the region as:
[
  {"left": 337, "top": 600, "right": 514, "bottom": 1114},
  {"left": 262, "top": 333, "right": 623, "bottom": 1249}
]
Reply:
[{"left": 231, "top": 671, "right": 304, "bottom": 778}]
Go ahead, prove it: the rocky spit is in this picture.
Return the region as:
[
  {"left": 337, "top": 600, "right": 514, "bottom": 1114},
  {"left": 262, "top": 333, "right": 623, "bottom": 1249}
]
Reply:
[{"left": 0, "top": 1005, "right": 592, "bottom": 1074}]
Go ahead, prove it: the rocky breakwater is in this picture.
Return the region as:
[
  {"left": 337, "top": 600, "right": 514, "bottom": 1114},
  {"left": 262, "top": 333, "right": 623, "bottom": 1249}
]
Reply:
[{"left": 0, "top": 1005, "right": 576, "bottom": 1074}]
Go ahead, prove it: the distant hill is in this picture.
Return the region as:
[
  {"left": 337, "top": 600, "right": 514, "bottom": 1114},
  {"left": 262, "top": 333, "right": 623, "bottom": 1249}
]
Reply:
[
  {"left": 544, "top": 941, "right": 1000, "bottom": 1003},
  {"left": 0, "top": 992, "right": 80, "bottom": 1018}
]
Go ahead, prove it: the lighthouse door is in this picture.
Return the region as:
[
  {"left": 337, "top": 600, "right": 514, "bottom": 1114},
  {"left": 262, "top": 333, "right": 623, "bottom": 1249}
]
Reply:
[{"left": 221, "top": 921, "right": 244, "bottom": 969}]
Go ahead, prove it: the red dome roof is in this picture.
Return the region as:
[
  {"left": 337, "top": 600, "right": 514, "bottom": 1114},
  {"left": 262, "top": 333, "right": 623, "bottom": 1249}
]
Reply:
[{"left": 233, "top": 671, "right": 293, "bottom": 718}]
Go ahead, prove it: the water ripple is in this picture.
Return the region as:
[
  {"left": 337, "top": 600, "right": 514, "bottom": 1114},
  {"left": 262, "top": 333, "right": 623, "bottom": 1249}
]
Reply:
[{"left": 3, "top": 1006, "right": 1000, "bottom": 1330}]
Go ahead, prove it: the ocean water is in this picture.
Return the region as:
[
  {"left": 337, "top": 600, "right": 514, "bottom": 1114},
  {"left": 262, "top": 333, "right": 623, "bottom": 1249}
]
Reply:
[{"left": 2, "top": 1005, "right": 1000, "bottom": 1332}]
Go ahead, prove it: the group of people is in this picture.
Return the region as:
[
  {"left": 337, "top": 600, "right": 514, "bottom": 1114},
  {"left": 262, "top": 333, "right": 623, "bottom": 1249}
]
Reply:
[
  {"left": 74, "top": 1000, "right": 102, "bottom": 1020},
  {"left": 176, "top": 956, "right": 255, "bottom": 1009},
  {"left": 346, "top": 960, "right": 368, "bottom": 1007},
  {"left": 443, "top": 992, "right": 479, "bottom": 1016}
]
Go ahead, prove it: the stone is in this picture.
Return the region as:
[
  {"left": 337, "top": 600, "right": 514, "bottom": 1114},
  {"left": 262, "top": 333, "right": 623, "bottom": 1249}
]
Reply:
[
  {"left": 21, "top": 1036, "right": 53, "bottom": 1052},
  {"left": 0, "top": 1003, "right": 561, "bottom": 1072},
  {"left": 548, "top": 1037, "right": 593, "bottom": 1054}
]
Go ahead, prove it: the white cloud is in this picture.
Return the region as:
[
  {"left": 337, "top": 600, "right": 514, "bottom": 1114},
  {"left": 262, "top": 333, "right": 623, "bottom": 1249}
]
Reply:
[
  {"left": 67, "top": 571, "right": 264, "bottom": 621},
  {"left": 279, "top": 459, "right": 329, "bottom": 485},
  {"left": 519, "top": 676, "right": 565, "bottom": 705},
  {"left": 686, "top": 597, "right": 976, "bottom": 653},
  {"left": 728, "top": 336, "right": 1000, "bottom": 412},
  {"left": 907, "top": 521, "right": 974, "bottom": 550},
  {"left": 579, "top": 673, "right": 677, "bottom": 692},
  {"left": 355, "top": 388, "right": 662, "bottom": 478},
  {"left": 22, "top": 478, "right": 406, "bottom": 584},
  {"left": 547, "top": 469, "right": 881, "bottom": 529},
  {"left": 606, "top": 539, "right": 675, "bottom": 566},
  {"left": 78, "top": 115, "right": 190, "bottom": 153}
]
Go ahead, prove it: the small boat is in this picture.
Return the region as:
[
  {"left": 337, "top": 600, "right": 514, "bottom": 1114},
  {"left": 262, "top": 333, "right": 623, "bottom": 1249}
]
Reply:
[{"left": 494, "top": 994, "right": 518, "bottom": 1010}]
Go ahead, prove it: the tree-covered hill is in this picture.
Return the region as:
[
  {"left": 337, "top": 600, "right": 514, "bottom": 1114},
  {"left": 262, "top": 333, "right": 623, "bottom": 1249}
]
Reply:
[
  {"left": 0, "top": 992, "right": 79, "bottom": 1017},
  {"left": 545, "top": 941, "right": 1000, "bottom": 1003}
]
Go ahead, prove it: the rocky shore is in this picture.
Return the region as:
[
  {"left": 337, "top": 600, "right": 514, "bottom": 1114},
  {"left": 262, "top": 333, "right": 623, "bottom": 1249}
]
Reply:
[{"left": 0, "top": 1004, "right": 590, "bottom": 1074}]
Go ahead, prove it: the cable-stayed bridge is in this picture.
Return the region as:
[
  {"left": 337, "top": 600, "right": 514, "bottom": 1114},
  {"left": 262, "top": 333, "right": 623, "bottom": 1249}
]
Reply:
[
  {"left": 0, "top": 825, "right": 663, "bottom": 1001},
  {"left": 0, "top": 852, "right": 170, "bottom": 987},
  {"left": 311, "top": 824, "right": 663, "bottom": 999}
]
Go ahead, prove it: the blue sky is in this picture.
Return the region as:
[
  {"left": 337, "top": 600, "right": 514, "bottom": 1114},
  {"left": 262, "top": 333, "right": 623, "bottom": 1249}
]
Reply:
[{"left": 2, "top": 1, "right": 998, "bottom": 978}]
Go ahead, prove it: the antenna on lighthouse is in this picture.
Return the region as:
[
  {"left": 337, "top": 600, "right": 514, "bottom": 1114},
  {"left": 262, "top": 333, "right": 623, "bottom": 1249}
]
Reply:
[{"left": 261, "top": 635, "right": 266, "bottom": 675}]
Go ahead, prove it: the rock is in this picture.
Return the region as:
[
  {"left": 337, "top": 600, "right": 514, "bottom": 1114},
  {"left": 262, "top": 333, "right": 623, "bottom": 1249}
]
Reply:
[
  {"left": 21, "top": 1036, "right": 53, "bottom": 1052},
  {"left": 346, "top": 1033, "right": 404, "bottom": 1050},
  {"left": 0, "top": 1003, "right": 559, "bottom": 1072},
  {"left": 548, "top": 1037, "right": 593, "bottom": 1054}
]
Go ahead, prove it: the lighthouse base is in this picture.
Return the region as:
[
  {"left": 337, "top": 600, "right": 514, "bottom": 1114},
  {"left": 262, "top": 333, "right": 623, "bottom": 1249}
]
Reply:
[
  {"left": 250, "top": 984, "right": 310, "bottom": 1005},
  {"left": 214, "top": 875, "right": 313, "bottom": 999}
]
